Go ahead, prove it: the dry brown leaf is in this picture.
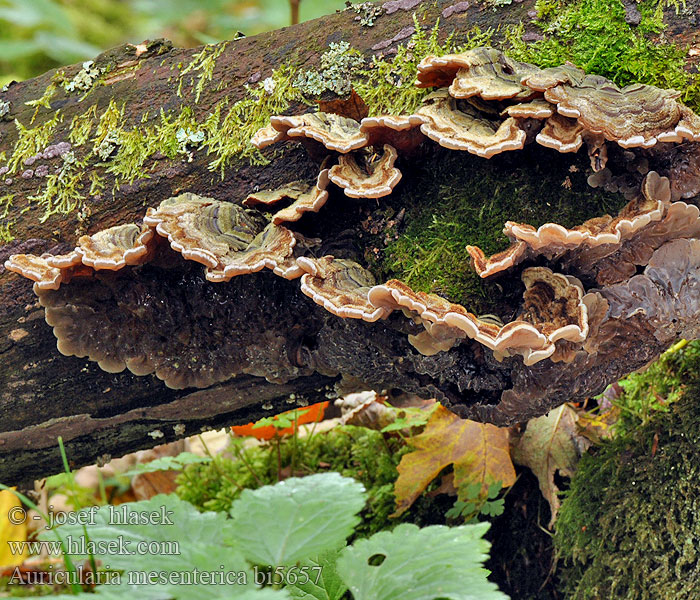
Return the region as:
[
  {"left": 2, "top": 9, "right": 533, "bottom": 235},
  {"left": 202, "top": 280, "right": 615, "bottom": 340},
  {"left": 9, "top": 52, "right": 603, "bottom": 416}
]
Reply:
[
  {"left": 318, "top": 89, "right": 369, "bottom": 122},
  {"left": 392, "top": 404, "right": 516, "bottom": 516},
  {"left": 512, "top": 403, "right": 591, "bottom": 527}
]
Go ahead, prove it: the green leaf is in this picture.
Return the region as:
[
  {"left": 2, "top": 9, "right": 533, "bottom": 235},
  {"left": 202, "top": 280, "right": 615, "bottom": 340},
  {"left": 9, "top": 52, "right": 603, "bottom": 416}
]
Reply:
[
  {"left": 122, "top": 452, "right": 211, "bottom": 476},
  {"left": 42, "top": 495, "right": 260, "bottom": 599},
  {"left": 229, "top": 473, "right": 365, "bottom": 567},
  {"left": 336, "top": 523, "right": 509, "bottom": 600},
  {"left": 287, "top": 551, "right": 347, "bottom": 600}
]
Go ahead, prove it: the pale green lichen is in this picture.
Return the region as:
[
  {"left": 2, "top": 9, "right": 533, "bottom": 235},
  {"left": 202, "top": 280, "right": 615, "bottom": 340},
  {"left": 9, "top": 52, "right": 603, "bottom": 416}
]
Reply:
[
  {"left": 0, "top": 100, "right": 10, "bottom": 119},
  {"left": 63, "top": 61, "right": 103, "bottom": 93},
  {"left": 177, "top": 42, "right": 228, "bottom": 103},
  {"left": 6, "top": 112, "right": 63, "bottom": 175},
  {"left": 294, "top": 42, "right": 365, "bottom": 96},
  {"left": 354, "top": 19, "right": 493, "bottom": 116},
  {"left": 346, "top": 2, "right": 384, "bottom": 27}
]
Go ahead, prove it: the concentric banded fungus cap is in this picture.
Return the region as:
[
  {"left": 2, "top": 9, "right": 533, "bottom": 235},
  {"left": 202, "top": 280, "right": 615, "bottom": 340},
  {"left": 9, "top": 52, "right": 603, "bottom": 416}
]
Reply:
[
  {"left": 535, "top": 113, "right": 586, "bottom": 153},
  {"left": 297, "top": 256, "right": 390, "bottom": 322},
  {"left": 77, "top": 224, "right": 154, "bottom": 270},
  {"left": 501, "top": 98, "right": 555, "bottom": 119},
  {"left": 416, "top": 47, "right": 540, "bottom": 100},
  {"left": 328, "top": 145, "right": 402, "bottom": 198},
  {"left": 519, "top": 62, "right": 587, "bottom": 91},
  {"left": 144, "top": 193, "right": 266, "bottom": 268},
  {"left": 205, "top": 223, "right": 297, "bottom": 282},
  {"left": 253, "top": 113, "right": 369, "bottom": 153},
  {"left": 4, "top": 254, "right": 80, "bottom": 290},
  {"left": 417, "top": 89, "right": 526, "bottom": 158},
  {"left": 544, "top": 78, "right": 699, "bottom": 147},
  {"left": 518, "top": 268, "right": 588, "bottom": 344},
  {"left": 244, "top": 170, "right": 331, "bottom": 225}
]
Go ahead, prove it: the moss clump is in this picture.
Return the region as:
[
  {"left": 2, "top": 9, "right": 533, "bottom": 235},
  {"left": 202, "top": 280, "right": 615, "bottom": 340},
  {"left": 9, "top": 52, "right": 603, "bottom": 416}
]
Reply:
[
  {"left": 379, "top": 145, "right": 626, "bottom": 314},
  {"left": 6, "top": 112, "right": 62, "bottom": 174},
  {"left": 555, "top": 369, "right": 700, "bottom": 599},
  {"left": 604, "top": 339, "right": 700, "bottom": 436},
  {"left": 355, "top": 19, "right": 494, "bottom": 116},
  {"left": 203, "top": 63, "right": 308, "bottom": 171},
  {"left": 505, "top": 0, "right": 699, "bottom": 112},
  {"left": 0, "top": 221, "right": 13, "bottom": 242}
]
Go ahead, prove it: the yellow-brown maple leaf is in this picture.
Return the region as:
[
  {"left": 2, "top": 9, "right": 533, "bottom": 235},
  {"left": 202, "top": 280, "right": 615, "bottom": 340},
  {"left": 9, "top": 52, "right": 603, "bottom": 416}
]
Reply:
[{"left": 392, "top": 405, "right": 516, "bottom": 516}]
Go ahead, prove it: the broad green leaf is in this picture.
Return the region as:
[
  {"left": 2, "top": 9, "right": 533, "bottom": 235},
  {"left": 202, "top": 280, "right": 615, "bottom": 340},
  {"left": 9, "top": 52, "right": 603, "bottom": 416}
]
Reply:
[
  {"left": 512, "top": 404, "right": 591, "bottom": 527},
  {"left": 229, "top": 473, "right": 365, "bottom": 567},
  {"left": 287, "top": 551, "right": 347, "bottom": 600},
  {"left": 122, "top": 452, "right": 211, "bottom": 476},
  {"left": 393, "top": 405, "right": 516, "bottom": 516},
  {"left": 42, "top": 495, "right": 255, "bottom": 599},
  {"left": 336, "top": 523, "right": 509, "bottom": 600}
]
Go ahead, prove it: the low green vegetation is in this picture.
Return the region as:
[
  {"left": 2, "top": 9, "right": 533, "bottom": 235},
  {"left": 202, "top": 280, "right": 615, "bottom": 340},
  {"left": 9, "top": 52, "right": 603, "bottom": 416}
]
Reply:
[
  {"left": 555, "top": 354, "right": 700, "bottom": 599},
  {"left": 601, "top": 339, "right": 700, "bottom": 436},
  {"left": 177, "top": 425, "right": 452, "bottom": 540}
]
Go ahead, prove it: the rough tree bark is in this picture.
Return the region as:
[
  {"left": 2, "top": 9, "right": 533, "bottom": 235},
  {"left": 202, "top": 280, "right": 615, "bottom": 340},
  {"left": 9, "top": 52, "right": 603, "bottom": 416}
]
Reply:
[{"left": 1, "top": 0, "right": 698, "bottom": 485}]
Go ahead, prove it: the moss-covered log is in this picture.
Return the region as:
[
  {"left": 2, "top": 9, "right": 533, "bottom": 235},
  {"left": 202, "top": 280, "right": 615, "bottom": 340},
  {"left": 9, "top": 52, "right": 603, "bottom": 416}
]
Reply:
[{"left": 1, "top": 0, "right": 699, "bottom": 485}]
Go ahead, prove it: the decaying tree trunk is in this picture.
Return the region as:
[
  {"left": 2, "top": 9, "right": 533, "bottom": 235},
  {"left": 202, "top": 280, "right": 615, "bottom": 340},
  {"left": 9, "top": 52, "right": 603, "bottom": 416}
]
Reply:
[{"left": 1, "top": 0, "right": 699, "bottom": 485}]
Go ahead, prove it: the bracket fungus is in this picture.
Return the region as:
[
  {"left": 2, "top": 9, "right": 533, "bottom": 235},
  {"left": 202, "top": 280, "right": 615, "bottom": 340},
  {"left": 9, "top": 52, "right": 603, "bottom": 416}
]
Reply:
[{"left": 5, "top": 47, "right": 700, "bottom": 424}]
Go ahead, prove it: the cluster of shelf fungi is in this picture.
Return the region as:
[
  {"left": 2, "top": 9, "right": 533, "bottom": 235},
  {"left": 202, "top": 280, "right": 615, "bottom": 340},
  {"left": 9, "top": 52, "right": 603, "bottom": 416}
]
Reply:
[{"left": 6, "top": 47, "right": 700, "bottom": 424}]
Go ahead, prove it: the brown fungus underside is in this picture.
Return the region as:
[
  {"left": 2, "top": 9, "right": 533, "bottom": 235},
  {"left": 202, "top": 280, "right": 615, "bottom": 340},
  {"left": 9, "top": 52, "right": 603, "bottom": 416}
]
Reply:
[{"left": 5, "top": 47, "right": 700, "bottom": 425}]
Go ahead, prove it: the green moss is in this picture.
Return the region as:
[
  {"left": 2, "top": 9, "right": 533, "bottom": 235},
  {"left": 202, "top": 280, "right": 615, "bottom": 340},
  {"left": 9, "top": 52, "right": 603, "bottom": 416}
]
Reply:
[
  {"left": 380, "top": 147, "right": 626, "bottom": 313},
  {"left": 24, "top": 80, "right": 59, "bottom": 124},
  {"left": 69, "top": 105, "right": 97, "bottom": 147},
  {"left": 0, "top": 193, "right": 14, "bottom": 219},
  {"left": 504, "top": 0, "right": 699, "bottom": 112},
  {"left": 203, "top": 63, "right": 308, "bottom": 172},
  {"left": 177, "top": 42, "right": 228, "bottom": 103},
  {"left": 601, "top": 339, "right": 700, "bottom": 436},
  {"left": 29, "top": 151, "right": 88, "bottom": 222},
  {"left": 5, "top": 112, "right": 62, "bottom": 174},
  {"left": 176, "top": 425, "right": 448, "bottom": 539},
  {"left": 0, "top": 221, "right": 13, "bottom": 242},
  {"left": 555, "top": 372, "right": 700, "bottom": 599},
  {"left": 355, "top": 19, "right": 494, "bottom": 116}
]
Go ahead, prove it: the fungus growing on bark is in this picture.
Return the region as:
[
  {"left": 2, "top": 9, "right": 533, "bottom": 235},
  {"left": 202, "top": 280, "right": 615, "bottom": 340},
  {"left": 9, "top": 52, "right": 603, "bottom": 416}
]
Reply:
[
  {"left": 252, "top": 112, "right": 369, "bottom": 153},
  {"left": 5, "top": 46, "right": 700, "bottom": 428},
  {"left": 366, "top": 268, "right": 588, "bottom": 365},
  {"left": 297, "top": 256, "right": 390, "bottom": 322},
  {"left": 466, "top": 171, "right": 673, "bottom": 280},
  {"left": 77, "top": 224, "right": 154, "bottom": 270},
  {"left": 416, "top": 47, "right": 539, "bottom": 99},
  {"left": 143, "top": 193, "right": 295, "bottom": 282},
  {"left": 244, "top": 169, "right": 331, "bottom": 224},
  {"left": 328, "top": 144, "right": 402, "bottom": 198},
  {"left": 543, "top": 78, "right": 700, "bottom": 148},
  {"left": 416, "top": 89, "right": 526, "bottom": 158}
]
